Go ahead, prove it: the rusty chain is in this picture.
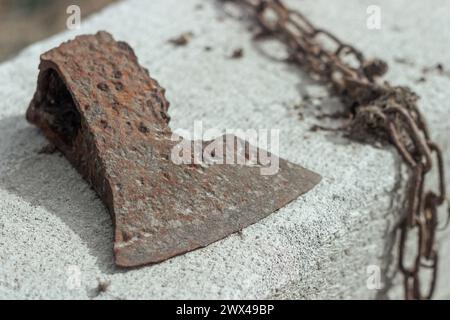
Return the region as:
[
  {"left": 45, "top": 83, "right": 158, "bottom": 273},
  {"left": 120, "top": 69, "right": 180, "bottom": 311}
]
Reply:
[{"left": 223, "top": 0, "right": 449, "bottom": 299}]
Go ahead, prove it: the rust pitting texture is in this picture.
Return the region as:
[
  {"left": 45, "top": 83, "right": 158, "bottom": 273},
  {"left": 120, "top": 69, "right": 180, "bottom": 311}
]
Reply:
[{"left": 26, "top": 31, "right": 321, "bottom": 267}]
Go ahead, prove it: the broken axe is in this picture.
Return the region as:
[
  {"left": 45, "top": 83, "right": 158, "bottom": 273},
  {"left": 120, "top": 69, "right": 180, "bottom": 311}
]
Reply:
[{"left": 26, "top": 31, "right": 320, "bottom": 267}]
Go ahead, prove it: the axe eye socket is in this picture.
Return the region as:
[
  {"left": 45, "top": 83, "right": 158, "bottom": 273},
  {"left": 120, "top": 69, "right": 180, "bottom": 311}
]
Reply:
[{"left": 36, "top": 69, "right": 81, "bottom": 146}]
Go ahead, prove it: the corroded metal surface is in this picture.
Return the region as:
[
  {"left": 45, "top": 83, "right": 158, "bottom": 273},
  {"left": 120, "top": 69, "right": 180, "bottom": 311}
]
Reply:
[{"left": 26, "top": 31, "right": 321, "bottom": 267}]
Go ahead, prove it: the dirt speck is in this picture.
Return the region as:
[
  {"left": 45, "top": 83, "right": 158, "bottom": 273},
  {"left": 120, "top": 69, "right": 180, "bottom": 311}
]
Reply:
[
  {"left": 394, "top": 57, "right": 415, "bottom": 66},
  {"left": 38, "top": 144, "right": 57, "bottom": 155},
  {"left": 422, "top": 63, "right": 450, "bottom": 77},
  {"left": 168, "top": 32, "right": 194, "bottom": 47},
  {"left": 230, "top": 48, "right": 244, "bottom": 59}
]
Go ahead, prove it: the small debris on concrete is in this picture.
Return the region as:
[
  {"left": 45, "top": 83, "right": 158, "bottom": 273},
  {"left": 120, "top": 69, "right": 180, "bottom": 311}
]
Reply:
[
  {"left": 38, "top": 143, "right": 57, "bottom": 155},
  {"left": 394, "top": 57, "right": 415, "bottom": 66},
  {"left": 230, "top": 48, "right": 244, "bottom": 59},
  {"left": 316, "top": 111, "right": 352, "bottom": 121},
  {"left": 310, "top": 124, "right": 343, "bottom": 133},
  {"left": 422, "top": 63, "right": 450, "bottom": 77},
  {"left": 95, "top": 279, "right": 111, "bottom": 296},
  {"left": 416, "top": 77, "right": 427, "bottom": 84},
  {"left": 98, "top": 280, "right": 110, "bottom": 292},
  {"left": 168, "top": 32, "right": 194, "bottom": 46}
]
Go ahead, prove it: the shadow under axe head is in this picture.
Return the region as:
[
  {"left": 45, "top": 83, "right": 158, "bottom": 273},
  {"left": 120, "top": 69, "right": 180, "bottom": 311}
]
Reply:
[{"left": 26, "top": 31, "right": 321, "bottom": 267}]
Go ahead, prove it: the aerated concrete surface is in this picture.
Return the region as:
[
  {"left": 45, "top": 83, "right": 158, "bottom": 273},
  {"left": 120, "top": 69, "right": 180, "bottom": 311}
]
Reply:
[{"left": 0, "top": 0, "right": 449, "bottom": 299}]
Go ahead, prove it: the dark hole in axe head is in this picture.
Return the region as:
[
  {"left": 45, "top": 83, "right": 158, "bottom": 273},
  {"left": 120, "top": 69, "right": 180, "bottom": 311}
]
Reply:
[
  {"left": 26, "top": 31, "right": 321, "bottom": 267},
  {"left": 30, "top": 69, "right": 81, "bottom": 145}
]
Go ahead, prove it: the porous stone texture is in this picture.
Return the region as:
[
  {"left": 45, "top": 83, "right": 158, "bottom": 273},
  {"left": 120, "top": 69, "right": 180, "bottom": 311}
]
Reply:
[{"left": 0, "top": 0, "right": 448, "bottom": 299}]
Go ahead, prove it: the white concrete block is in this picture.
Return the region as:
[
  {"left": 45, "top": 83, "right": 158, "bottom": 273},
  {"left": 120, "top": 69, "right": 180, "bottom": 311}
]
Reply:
[{"left": 0, "top": 0, "right": 448, "bottom": 299}]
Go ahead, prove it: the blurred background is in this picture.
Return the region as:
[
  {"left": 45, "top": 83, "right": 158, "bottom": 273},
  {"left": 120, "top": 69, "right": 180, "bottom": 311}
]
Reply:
[{"left": 0, "top": 0, "right": 118, "bottom": 62}]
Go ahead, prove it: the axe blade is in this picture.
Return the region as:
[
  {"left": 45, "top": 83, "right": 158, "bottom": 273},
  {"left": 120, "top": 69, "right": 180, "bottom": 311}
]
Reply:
[{"left": 26, "top": 31, "right": 321, "bottom": 267}]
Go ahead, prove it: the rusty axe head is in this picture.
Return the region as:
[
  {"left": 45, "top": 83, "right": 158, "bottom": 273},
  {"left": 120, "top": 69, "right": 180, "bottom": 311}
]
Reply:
[{"left": 26, "top": 31, "right": 320, "bottom": 267}]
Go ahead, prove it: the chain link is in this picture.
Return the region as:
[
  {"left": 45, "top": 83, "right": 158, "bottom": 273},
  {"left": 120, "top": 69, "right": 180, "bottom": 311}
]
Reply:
[{"left": 223, "top": 0, "right": 449, "bottom": 299}]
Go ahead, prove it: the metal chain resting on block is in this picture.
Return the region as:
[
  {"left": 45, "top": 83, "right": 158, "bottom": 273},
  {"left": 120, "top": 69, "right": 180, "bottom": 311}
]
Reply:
[{"left": 223, "top": 0, "right": 449, "bottom": 300}]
